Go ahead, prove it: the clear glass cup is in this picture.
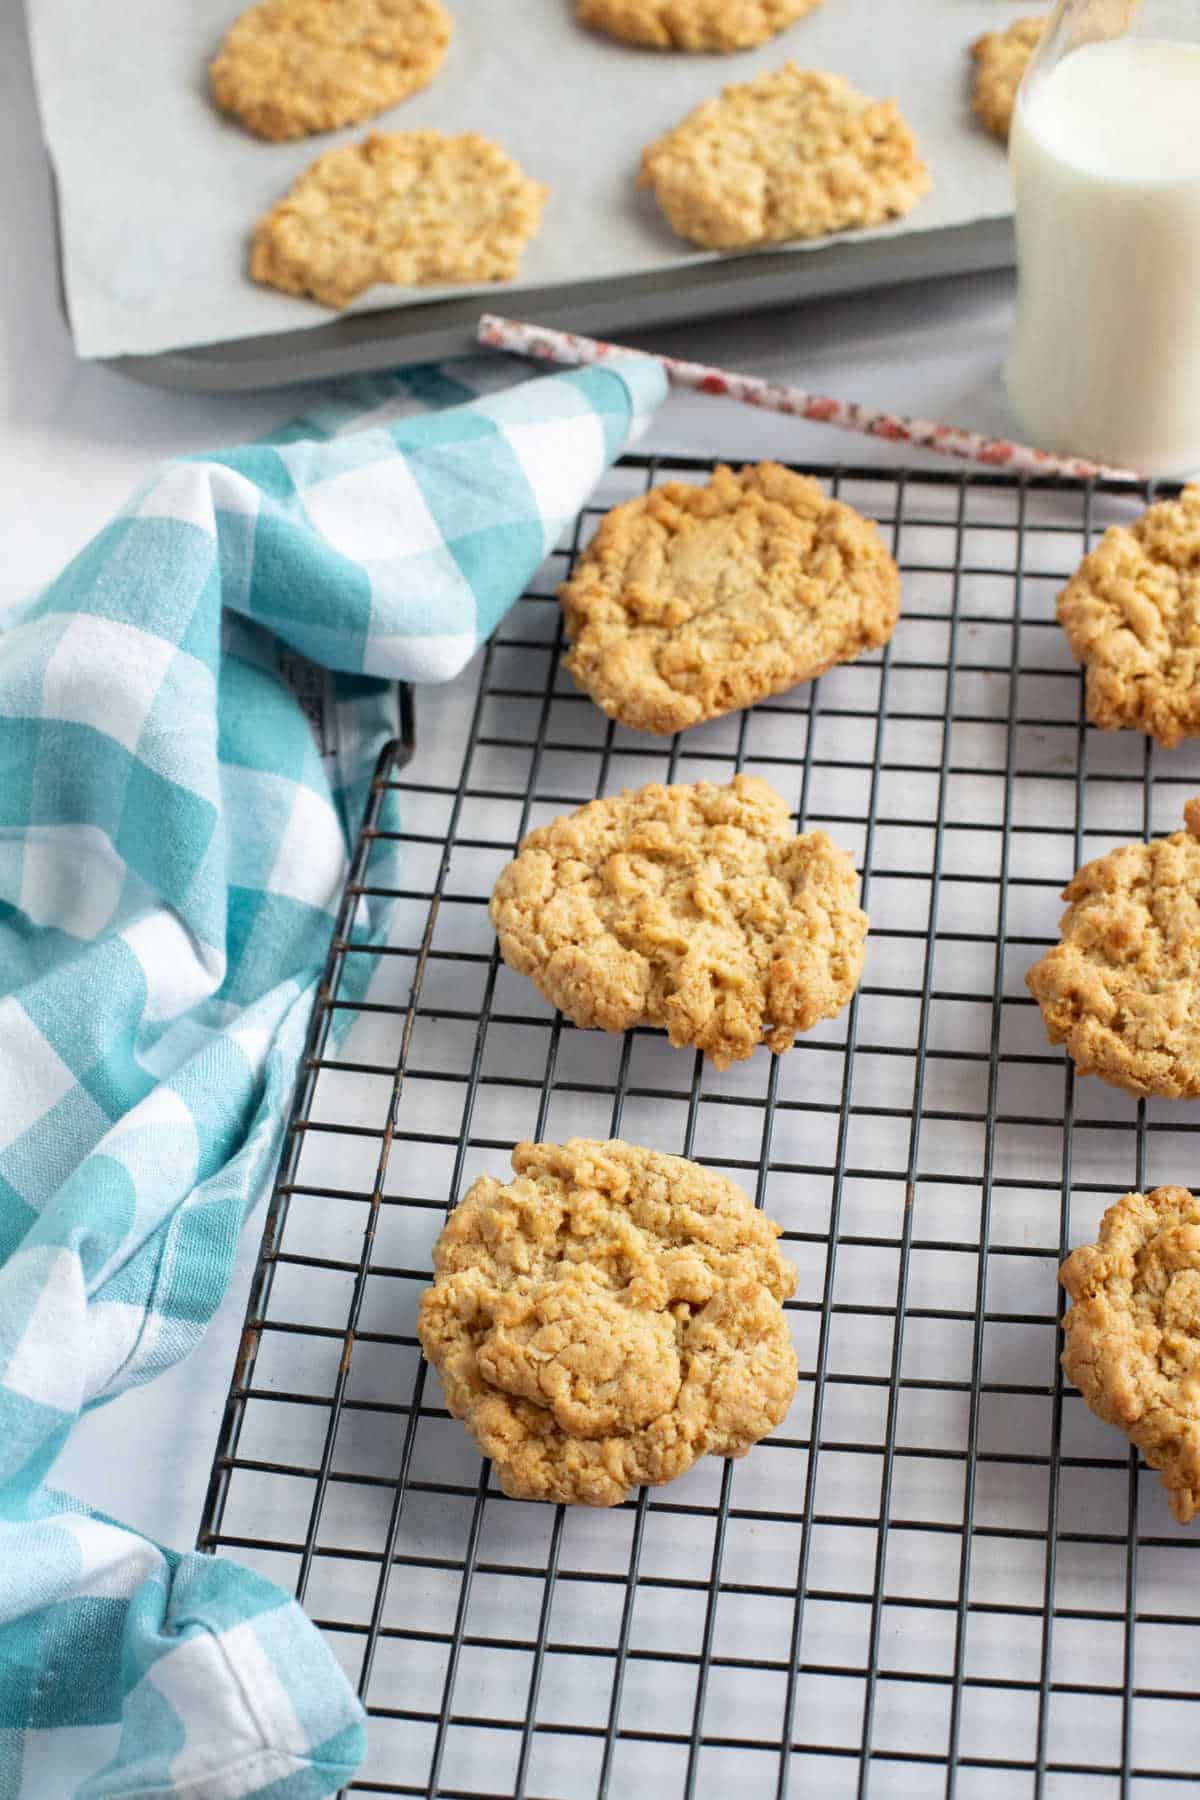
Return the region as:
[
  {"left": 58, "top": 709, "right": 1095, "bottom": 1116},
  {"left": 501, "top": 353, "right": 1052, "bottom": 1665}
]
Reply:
[{"left": 1006, "top": 0, "right": 1200, "bottom": 475}]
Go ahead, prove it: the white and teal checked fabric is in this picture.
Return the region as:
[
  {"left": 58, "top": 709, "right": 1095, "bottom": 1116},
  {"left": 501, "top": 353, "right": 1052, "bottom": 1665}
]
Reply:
[{"left": 0, "top": 352, "right": 666, "bottom": 1798}]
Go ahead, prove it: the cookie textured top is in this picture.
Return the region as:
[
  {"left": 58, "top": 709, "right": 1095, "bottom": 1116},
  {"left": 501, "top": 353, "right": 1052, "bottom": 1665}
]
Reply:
[
  {"left": 210, "top": 0, "right": 451, "bottom": 141},
  {"left": 1026, "top": 798, "right": 1200, "bottom": 1098},
  {"left": 970, "top": 16, "right": 1045, "bottom": 139},
  {"left": 417, "top": 1138, "right": 798, "bottom": 1505},
  {"left": 1058, "top": 486, "right": 1200, "bottom": 749},
  {"left": 251, "top": 130, "right": 547, "bottom": 308},
  {"left": 577, "top": 0, "right": 821, "bottom": 52},
  {"left": 638, "top": 64, "right": 930, "bottom": 250},
  {"left": 1061, "top": 1186, "right": 1200, "bottom": 1523},
  {"left": 560, "top": 462, "right": 900, "bottom": 735},
  {"left": 489, "top": 774, "right": 867, "bottom": 1069}
]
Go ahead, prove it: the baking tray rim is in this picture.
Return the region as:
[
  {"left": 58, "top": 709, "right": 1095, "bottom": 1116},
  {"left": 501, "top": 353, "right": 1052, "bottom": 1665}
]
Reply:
[{"left": 59, "top": 173, "right": 1013, "bottom": 392}]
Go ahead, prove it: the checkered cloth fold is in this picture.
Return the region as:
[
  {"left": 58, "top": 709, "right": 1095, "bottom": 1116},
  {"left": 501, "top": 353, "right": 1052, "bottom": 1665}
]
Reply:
[{"left": 0, "top": 353, "right": 665, "bottom": 1798}]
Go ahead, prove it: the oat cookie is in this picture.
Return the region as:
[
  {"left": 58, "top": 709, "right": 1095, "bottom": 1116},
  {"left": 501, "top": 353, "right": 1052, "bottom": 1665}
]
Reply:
[
  {"left": 1026, "top": 797, "right": 1200, "bottom": 1098},
  {"left": 970, "top": 16, "right": 1046, "bottom": 139},
  {"left": 577, "top": 0, "right": 821, "bottom": 53},
  {"left": 489, "top": 774, "right": 866, "bottom": 1069},
  {"left": 417, "top": 1138, "right": 799, "bottom": 1505},
  {"left": 1057, "top": 487, "right": 1200, "bottom": 749},
  {"left": 638, "top": 63, "right": 930, "bottom": 250},
  {"left": 210, "top": 0, "right": 451, "bottom": 142},
  {"left": 250, "top": 130, "right": 547, "bottom": 308},
  {"left": 1061, "top": 1186, "right": 1200, "bottom": 1523},
  {"left": 559, "top": 462, "right": 900, "bottom": 735}
]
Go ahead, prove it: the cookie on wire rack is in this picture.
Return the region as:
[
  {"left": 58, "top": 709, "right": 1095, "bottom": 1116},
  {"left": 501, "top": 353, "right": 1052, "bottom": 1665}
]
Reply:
[
  {"left": 489, "top": 773, "right": 867, "bottom": 1070},
  {"left": 577, "top": 0, "right": 821, "bottom": 52},
  {"left": 1061, "top": 1185, "right": 1200, "bottom": 1524},
  {"left": 210, "top": 0, "right": 452, "bottom": 141},
  {"left": 250, "top": 129, "right": 547, "bottom": 307},
  {"left": 1057, "top": 485, "right": 1200, "bottom": 749},
  {"left": 638, "top": 63, "right": 930, "bottom": 250},
  {"left": 558, "top": 461, "right": 900, "bottom": 735},
  {"left": 417, "top": 1138, "right": 798, "bottom": 1505},
  {"left": 1026, "top": 797, "right": 1200, "bottom": 1099}
]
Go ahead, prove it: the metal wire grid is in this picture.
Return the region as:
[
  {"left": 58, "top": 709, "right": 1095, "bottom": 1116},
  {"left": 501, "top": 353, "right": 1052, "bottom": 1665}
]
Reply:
[{"left": 199, "top": 455, "right": 1200, "bottom": 1800}]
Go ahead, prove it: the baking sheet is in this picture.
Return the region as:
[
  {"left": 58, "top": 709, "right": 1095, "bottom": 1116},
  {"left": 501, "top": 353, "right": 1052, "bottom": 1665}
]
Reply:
[{"left": 28, "top": 0, "right": 1019, "bottom": 363}]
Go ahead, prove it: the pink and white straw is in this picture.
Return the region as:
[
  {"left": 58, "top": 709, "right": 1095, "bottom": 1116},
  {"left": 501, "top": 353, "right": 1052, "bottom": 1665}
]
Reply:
[{"left": 477, "top": 314, "right": 1141, "bottom": 484}]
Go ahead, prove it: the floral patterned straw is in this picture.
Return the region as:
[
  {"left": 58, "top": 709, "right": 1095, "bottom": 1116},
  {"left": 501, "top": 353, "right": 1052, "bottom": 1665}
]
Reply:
[{"left": 477, "top": 313, "right": 1141, "bottom": 483}]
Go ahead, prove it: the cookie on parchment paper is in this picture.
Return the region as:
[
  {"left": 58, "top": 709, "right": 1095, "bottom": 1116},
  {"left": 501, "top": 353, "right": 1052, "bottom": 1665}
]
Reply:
[
  {"left": 489, "top": 774, "right": 867, "bottom": 1070},
  {"left": 1058, "top": 486, "right": 1200, "bottom": 750},
  {"left": 210, "top": 0, "right": 451, "bottom": 142},
  {"left": 1026, "top": 798, "right": 1200, "bottom": 1099},
  {"left": 251, "top": 129, "right": 547, "bottom": 307},
  {"left": 577, "top": 0, "right": 821, "bottom": 53},
  {"left": 970, "top": 16, "right": 1046, "bottom": 139},
  {"left": 1061, "top": 1185, "right": 1200, "bottom": 1524},
  {"left": 559, "top": 461, "right": 900, "bottom": 735},
  {"left": 417, "top": 1138, "right": 798, "bottom": 1506},
  {"left": 638, "top": 63, "right": 930, "bottom": 250}
]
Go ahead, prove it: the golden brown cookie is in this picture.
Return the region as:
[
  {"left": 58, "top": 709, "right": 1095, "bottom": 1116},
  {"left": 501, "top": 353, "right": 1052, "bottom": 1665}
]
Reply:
[
  {"left": 970, "top": 16, "right": 1046, "bottom": 139},
  {"left": 1061, "top": 1186, "right": 1200, "bottom": 1524},
  {"left": 638, "top": 63, "right": 930, "bottom": 250},
  {"left": 250, "top": 130, "right": 547, "bottom": 308},
  {"left": 417, "top": 1138, "right": 798, "bottom": 1505},
  {"left": 1057, "top": 486, "right": 1200, "bottom": 749},
  {"left": 559, "top": 462, "right": 901, "bottom": 735},
  {"left": 1026, "top": 797, "right": 1200, "bottom": 1098},
  {"left": 210, "top": 0, "right": 452, "bottom": 142},
  {"left": 577, "top": 0, "right": 821, "bottom": 52},
  {"left": 489, "top": 774, "right": 867, "bottom": 1069}
]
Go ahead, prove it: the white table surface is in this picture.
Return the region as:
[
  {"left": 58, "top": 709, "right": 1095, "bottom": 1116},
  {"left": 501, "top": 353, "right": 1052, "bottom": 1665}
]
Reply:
[{"left": 5, "top": 0, "right": 1023, "bottom": 1556}]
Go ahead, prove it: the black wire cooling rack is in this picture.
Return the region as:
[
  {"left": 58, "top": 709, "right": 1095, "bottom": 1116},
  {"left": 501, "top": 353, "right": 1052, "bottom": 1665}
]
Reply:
[{"left": 199, "top": 455, "right": 1200, "bottom": 1800}]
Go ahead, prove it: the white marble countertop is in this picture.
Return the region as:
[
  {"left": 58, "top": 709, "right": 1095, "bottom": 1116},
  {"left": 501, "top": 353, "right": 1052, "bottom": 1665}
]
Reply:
[{"left": 5, "top": 0, "right": 1022, "bottom": 1556}]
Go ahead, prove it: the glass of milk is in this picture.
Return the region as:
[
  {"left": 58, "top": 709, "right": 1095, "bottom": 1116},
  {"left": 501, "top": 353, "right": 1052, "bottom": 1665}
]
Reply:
[{"left": 1007, "top": 0, "right": 1200, "bottom": 475}]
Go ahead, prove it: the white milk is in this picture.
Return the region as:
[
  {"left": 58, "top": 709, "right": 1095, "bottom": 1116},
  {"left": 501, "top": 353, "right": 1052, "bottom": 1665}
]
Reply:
[{"left": 1007, "top": 36, "right": 1200, "bottom": 474}]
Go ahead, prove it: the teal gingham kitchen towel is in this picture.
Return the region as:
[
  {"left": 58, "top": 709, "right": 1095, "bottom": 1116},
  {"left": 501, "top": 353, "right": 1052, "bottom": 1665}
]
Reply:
[{"left": 0, "top": 352, "right": 666, "bottom": 1799}]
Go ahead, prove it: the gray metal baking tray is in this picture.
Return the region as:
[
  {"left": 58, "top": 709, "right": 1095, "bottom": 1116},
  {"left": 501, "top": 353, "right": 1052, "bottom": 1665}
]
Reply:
[
  {"left": 31, "top": 0, "right": 1018, "bottom": 391},
  {"left": 109, "top": 216, "right": 1014, "bottom": 392}
]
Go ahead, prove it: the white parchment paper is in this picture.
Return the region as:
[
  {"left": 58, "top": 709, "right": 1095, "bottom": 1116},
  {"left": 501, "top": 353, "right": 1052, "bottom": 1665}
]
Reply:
[{"left": 27, "top": 0, "right": 1019, "bottom": 361}]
